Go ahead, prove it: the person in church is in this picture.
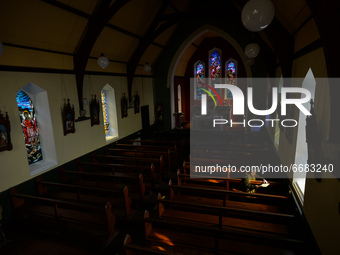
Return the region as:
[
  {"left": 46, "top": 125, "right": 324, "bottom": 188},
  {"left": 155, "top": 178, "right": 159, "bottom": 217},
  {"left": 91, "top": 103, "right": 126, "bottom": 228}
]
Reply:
[{"left": 243, "top": 170, "right": 269, "bottom": 193}]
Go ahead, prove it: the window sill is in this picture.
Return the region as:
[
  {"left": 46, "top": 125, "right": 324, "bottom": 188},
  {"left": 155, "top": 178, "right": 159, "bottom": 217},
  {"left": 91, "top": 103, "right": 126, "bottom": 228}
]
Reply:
[
  {"left": 29, "top": 159, "right": 58, "bottom": 176},
  {"left": 105, "top": 136, "right": 119, "bottom": 143}
]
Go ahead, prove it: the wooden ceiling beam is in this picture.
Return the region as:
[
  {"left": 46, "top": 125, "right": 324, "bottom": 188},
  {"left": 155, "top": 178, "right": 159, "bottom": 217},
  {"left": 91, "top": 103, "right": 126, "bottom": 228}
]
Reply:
[
  {"left": 126, "top": 0, "right": 171, "bottom": 100},
  {"left": 73, "top": 0, "right": 129, "bottom": 115}
]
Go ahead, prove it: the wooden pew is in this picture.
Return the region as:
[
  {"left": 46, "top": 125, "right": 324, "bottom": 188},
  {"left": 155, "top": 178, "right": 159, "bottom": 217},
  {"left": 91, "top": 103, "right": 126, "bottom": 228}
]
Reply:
[
  {"left": 144, "top": 210, "right": 303, "bottom": 254},
  {"left": 178, "top": 168, "right": 243, "bottom": 190},
  {"left": 176, "top": 170, "right": 290, "bottom": 206},
  {"left": 192, "top": 142, "right": 269, "bottom": 152},
  {"left": 180, "top": 163, "right": 288, "bottom": 196},
  {"left": 126, "top": 139, "right": 183, "bottom": 166},
  {"left": 36, "top": 177, "right": 132, "bottom": 219},
  {"left": 106, "top": 147, "right": 172, "bottom": 174},
  {"left": 77, "top": 159, "right": 156, "bottom": 190},
  {"left": 91, "top": 152, "right": 163, "bottom": 178},
  {"left": 10, "top": 188, "right": 117, "bottom": 248},
  {"left": 169, "top": 180, "right": 292, "bottom": 214},
  {"left": 179, "top": 167, "right": 283, "bottom": 190},
  {"left": 58, "top": 167, "right": 147, "bottom": 202},
  {"left": 124, "top": 234, "right": 182, "bottom": 255},
  {"left": 115, "top": 143, "right": 176, "bottom": 159},
  {"left": 158, "top": 193, "right": 294, "bottom": 230}
]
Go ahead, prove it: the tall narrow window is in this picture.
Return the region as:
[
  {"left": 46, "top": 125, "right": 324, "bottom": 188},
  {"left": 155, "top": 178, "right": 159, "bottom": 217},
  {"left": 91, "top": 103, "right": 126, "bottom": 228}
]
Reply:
[
  {"left": 101, "top": 91, "right": 109, "bottom": 136},
  {"left": 209, "top": 48, "right": 221, "bottom": 81},
  {"left": 16, "top": 90, "right": 43, "bottom": 164},
  {"left": 293, "top": 69, "right": 316, "bottom": 204},
  {"left": 177, "top": 84, "right": 182, "bottom": 113},
  {"left": 101, "top": 85, "right": 119, "bottom": 141},
  {"left": 194, "top": 61, "right": 205, "bottom": 99},
  {"left": 225, "top": 58, "right": 237, "bottom": 99}
]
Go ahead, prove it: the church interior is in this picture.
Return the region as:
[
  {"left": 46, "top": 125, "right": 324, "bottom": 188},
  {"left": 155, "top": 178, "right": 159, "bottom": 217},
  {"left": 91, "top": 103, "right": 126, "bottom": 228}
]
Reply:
[{"left": 0, "top": 0, "right": 339, "bottom": 254}]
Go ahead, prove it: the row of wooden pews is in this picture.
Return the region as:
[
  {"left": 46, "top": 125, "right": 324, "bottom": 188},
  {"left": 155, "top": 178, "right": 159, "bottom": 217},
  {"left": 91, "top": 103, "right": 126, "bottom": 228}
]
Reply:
[
  {"left": 121, "top": 132, "right": 311, "bottom": 254},
  {"left": 7, "top": 131, "right": 315, "bottom": 254},
  {"left": 7, "top": 141, "right": 182, "bottom": 252},
  {"left": 10, "top": 187, "right": 117, "bottom": 248}
]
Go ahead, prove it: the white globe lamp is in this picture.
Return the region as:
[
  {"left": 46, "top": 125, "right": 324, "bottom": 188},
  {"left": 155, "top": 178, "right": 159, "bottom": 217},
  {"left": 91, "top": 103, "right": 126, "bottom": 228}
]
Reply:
[
  {"left": 241, "top": 0, "right": 275, "bottom": 32},
  {"left": 97, "top": 53, "right": 110, "bottom": 69},
  {"left": 245, "top": 43, "right": 260, "bottom": 58},
  {"left": 143, "top": 63, "right": 152, "bottom": 73}
]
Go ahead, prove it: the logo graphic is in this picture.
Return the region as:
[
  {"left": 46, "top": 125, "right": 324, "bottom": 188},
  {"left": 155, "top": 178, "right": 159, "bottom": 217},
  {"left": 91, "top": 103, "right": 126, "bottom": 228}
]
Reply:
[{"left": 201, "top": 84, "right": 312, "bottom": 116}]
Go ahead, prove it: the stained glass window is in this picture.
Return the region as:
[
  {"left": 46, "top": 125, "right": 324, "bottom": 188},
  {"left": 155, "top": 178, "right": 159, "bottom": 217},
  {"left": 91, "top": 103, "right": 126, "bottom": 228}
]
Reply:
[
  {"left": 195, "top": 61, "right": 205, "bottom": 99},
  {"left": 16, "top": 90, "right": 43, "bottom": 164},
  {"left": 101, "top": 91, "right": 109, "bottom": 136},
  {"left": 225, "top": 59, "right": 237, "bottom": 99},
  {"left": 210, "top": 49, "right": 221, "bottom": 81}
]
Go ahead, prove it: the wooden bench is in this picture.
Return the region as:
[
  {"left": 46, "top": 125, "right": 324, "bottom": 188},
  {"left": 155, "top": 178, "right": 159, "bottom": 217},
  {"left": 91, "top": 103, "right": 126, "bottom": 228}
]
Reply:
[
  {"left": 124, "top": 139, "right": 182, "bottom": 166},
  {"left": 92, "top": 152, "right": 163, "bottom": 178},
  {"left": 169, "top": 180, "right": 292, "bottom": 213},
  {"left": 77, "top": 160, "right": 156, "bottom": 190},
  {"left": 115, "top": 143, "right": 176, "bottom": 158},
  {"left": 10, "top": 188, "right": 117, "bottom": 248},
  {"left": 124, "top": 234, "right": 182, "bottom": 255},
  {"left": 144, "top": 210, "right": 303, "bottom": 254},
  {"left": 106, "top": 147, "right": 172, "bottom": 174},
  {"left": 178, "top": 167, "right": 243, "bottom": 188},
  {"left": 176, "top": 171, "right": 290, "bottom": 205},
  {"left": 158, "top": 193, "right": 294, "bottom": 230},
  {"left": 58, "top": 167, "right": 147, "bottom": 202},
  {"left": 178, "top": 167, "right": 285, "bottom": 192},
  {"left": 36, "top": 177, "right": 132, "bottom": 219}
]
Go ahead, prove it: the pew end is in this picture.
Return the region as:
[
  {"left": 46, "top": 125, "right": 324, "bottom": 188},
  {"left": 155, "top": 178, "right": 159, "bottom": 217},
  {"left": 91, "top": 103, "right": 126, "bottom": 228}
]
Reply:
[
  {"left": 104, "top": 202, "right": 117, "bottom": 238},
  {"left": 158, "top": 193, "right": 164, "bottom": 218},
  {"left": 123, "top": 186, "right": 132, "bottom": 218},
  {"left": 177, "top": 169, "right": 181, "bottom": 186},
  {"left": 58, "top": 167, "right": 69, "bottom": 183},
  {"left": 36, "top": 176, "right": 47, "bottom": 196},
  {"left": 168, "top": 180, "right": 174, "bottom": 199},
  {"left": 9, "top": 188, "right": 24, "bottom": 210},
  {"left": 144, "top": 210, "right": 152, "bottom": 239}
]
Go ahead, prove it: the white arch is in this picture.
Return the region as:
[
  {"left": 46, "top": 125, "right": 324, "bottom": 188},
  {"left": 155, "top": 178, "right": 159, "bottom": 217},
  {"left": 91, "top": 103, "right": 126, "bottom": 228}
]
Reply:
[
  {"left": 167, "top": 25, "right": 252, "bottom": 128},
  {"left": 101, "top": 84, "right": 119, "bottom": 141}
]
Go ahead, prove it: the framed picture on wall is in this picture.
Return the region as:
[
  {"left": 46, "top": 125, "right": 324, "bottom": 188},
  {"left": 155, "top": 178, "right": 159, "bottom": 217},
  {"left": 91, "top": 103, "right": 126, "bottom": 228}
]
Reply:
[
  {"left": 90, "top": 95, "right": 100, "bottom": 126},
  {"left": 0, "top": 111, "right": 13, "bottom": 152},
  {"left": 61, "top": 98, "right": 75, "bottom": 136}
]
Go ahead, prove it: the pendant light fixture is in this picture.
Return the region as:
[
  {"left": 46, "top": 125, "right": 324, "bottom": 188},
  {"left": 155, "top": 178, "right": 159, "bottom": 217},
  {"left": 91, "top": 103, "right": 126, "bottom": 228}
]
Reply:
[
  {"left": 97, "top": 34, "right": 109, "bottom": 69},
  {"left": 241, "top": 0, "right": 275, "bottom": 32},
  {"left": 143, "top": 62, "right": 152, "bottom": 73}
]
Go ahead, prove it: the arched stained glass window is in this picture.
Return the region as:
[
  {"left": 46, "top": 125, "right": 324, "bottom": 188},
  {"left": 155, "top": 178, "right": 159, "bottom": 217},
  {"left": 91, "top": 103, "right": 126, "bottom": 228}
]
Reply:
[
  {"left": 194, "top": 61, "right": 205, "bottom": 99},
  {"left": 16, "top": 90, "right": 43, "bottom": 164},
  {"left": 225, "top": 58, "right": 238, "bottom": 99},
  {"left": 101, "top": 91, "right": 109, "bottom": 136},
  {"left": 101, "top": 85, "right": 119, "bottom": 141},
  {"left": 209, "top": 49, "right": 221, "bottom": 81}
]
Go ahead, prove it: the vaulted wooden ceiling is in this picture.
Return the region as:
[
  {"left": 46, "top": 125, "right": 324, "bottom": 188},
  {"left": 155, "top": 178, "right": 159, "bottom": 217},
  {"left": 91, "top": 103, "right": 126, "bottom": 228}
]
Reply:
[{"left": 0, "top": 0, "right": 318, "bottom": 74}]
